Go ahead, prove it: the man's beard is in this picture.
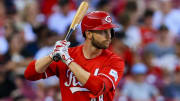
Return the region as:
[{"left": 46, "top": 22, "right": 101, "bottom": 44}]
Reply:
[{"left": 91, "top": 35, "right": 109, "bottom": 49}]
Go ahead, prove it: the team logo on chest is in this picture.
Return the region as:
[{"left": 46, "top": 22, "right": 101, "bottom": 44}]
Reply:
[
  {"left": 64, "top": 69, "right": 89, "bottom": 93},
  {"left": 64, "top": 69, "right": 83, "bottom": 87},
  {"left": 64, "top": 68, "right": 99, "bottom": 93}
]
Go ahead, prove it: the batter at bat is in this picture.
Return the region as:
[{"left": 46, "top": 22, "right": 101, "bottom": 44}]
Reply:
[
  {"left": 24, "top": 2, "right": 124, "bottom": 101},
  {"left": 53, "top": 1, "right": 88, "bottom": 62}
]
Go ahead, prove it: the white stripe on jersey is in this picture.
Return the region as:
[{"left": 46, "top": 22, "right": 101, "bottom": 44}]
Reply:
[{"left": 98, "top": 73, "right": 115, "bottom": 89}]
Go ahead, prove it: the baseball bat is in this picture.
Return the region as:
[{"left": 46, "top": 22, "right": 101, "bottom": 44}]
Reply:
[{"left": 53, "top": 1, "right": 89, "bottom": 62}]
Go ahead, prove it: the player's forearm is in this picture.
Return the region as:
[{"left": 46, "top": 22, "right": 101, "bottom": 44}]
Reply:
[
  {"left": 35, "top": 56, "right": 53, "bottom": 73},
  {"left": 68, "top": 61, "right": 90, "bottom": 85},
  {"left": 68, "top": 62, "right": 110, "bottom": 96}
]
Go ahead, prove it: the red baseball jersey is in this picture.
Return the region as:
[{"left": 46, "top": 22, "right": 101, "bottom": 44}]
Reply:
[
  {"left": 25, "top": 45, "right": 124, "bottom": 101},
  {"left": 140, "top": 26, "right": 157, "bottom": 46}
]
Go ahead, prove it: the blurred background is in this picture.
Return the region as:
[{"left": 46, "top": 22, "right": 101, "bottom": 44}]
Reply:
[{"left": 0, "top": 0, "right": 180, "bottom": 101}]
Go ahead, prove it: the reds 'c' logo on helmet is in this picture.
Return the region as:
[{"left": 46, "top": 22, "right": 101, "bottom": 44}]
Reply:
[{"left": 105, "top": 16, "right": 112, "bottom": 23}]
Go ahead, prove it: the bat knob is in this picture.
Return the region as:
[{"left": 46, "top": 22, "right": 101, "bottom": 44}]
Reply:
[{"left": 53, "top": 53, "right": 61, "bottom": 62}]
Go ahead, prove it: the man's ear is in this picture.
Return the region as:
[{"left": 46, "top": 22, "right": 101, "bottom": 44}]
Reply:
[{"left": 85, "top": 31, "right": 93, "bottom": 39}]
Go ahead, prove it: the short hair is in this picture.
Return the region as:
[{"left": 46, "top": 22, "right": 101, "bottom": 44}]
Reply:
[
  {"left": 159, "top": 24, "right": 168, "bottom": 31},
  {"left": 125, "top": 1, "right": 137, "bottom": 12},
  {"left": 144, "top": 9, "right": 154, "bottom": 18},
  {"left": 96, "top": 0, "right": 110, "bottom": 9},
  {"left": 83, "top": 32, "right": 86, "bottom": 38},
  {"left": 175, "top": 36, "right": 180, "bottom": 45},
  {"left": 114, "top": 31, "right": 126, "bottom": 40},
  {"left": 118, "top": 12, "right": 130, "bottom": 27},
  {"left": 59, "top": 0, "right": 69, "bottom": 7}
]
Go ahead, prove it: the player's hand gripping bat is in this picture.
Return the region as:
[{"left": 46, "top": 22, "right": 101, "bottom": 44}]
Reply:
[{"left": 53, "top": 1, "right": 89, "bottom": 62}]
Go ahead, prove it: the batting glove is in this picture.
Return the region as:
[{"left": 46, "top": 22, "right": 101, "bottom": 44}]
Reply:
[{"left": 50, "top": 40, "right": 73, "bottom": 66}]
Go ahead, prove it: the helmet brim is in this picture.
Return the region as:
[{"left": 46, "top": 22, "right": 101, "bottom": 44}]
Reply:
[{"left": 90, "top": 23, "right": 119, "bottom": 31}]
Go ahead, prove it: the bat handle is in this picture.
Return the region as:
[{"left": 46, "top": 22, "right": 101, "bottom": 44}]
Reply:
[
  {"left": 52, "top": 29, "right": 74, "bottom": 62},
  {"left": 65, "top": 28, "right": 74, "bottom": 41}
]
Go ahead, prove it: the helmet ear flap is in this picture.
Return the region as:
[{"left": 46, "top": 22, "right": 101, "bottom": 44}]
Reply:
[{"left": 111, "top": 29, "right": 115, "bottom": 39}]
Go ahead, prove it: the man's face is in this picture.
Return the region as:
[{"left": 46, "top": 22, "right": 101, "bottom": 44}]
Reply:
[
  {"left": 60, "top": 4, "right": 70, "bottom": 15},
  {"left": 175, "top": 43, "right": 180, "bottom": 57},
  {"left": 91, "top": 29, "right": 111, "bottom": 49},
  {"left": 134, "top": 74, "right": 146, "bottom": 83},
  {"left": 175, "top": 72, "right": 180, "bottom": 84}
]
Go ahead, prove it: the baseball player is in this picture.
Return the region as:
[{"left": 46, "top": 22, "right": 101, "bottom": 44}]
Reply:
[{"left": 24, "top": 11, "right": 124, "bottom": 101}]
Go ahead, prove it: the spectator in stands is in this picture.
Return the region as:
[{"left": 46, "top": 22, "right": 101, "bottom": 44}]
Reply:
[
  {"left": 140, "top": 8, "right": 157, "bottom": 47},
  {"left": 110, "top": 31, "right": 134, "bottom": 75},
  {"left": 0, "top": 70, "right": 16, "bottom": 99},
  {"left": 0, "top": 21, "right": 23, "bottom": 64},
  {"left": 145, "top": 25, "right": 175, "bottom": 72},
  {"left": 121, "top": 63, "right": 160, "bottom": 101},
  {"left": 0, "top": 1, "right": 8, "bottom": 56},
  {"left": 40, "top": 0, "right": 58, "bottom": 17},
  {"left": 145, "top": 25, "right": 174, "bottom": 57},
  {"left": 34, "top": 25, "right": 58, "bottom": 60},
  {"left": 118, "top": 12, "right": 141, "bottom": 50},
  {"left": 174, "top": 37, "right": 180, "bottom": 68},
  {"left": 96, "top": 0, "right": 111, "bottom": 12},
  {"left": 141, "top": 50, "right": 164, "bottom": 90},
  {"left": 153, "top": 0, "right": 180, "bottom": 36},
  {"left": 2, "top": 32, "right": 33, "bottom": 76},
  {"left": 0, "top": 1, "right": 6, "bottom": 28},
  {"left": 21, "top": 1, "right": 44, "bottom": 42},
  {"left": 33, "top": 25, "right": 59, "bottom": 87},
  {"left": 163, "top": 67, "right": 180, "bottom": 101},
  {"left": 48, "top": 0, "right": 76, "bottom": 37},
  {"left": 11, "top": 75, "right": 35, "bottom": 101}
]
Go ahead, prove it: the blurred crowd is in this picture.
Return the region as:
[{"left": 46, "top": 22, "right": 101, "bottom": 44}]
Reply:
[{"left": 0, "top": 0, "right": 180, "bottom": 101}]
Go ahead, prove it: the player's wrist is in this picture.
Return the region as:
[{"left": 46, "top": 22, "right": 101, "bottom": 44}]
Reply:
[
  {"left": 49, "top": 52, "right": 54, "bottom": 60},
  {"left": 65, "top": 57, "right": 74, "bottom": 66},
  {"left": 48, "top": 54, "right": 54, "bottom": 61},
  {"left": 49, "top": 47, "right": 57, "bottom": 60},
  {"left": 61, "top": 52, "right": 73, "bottom": 66}
]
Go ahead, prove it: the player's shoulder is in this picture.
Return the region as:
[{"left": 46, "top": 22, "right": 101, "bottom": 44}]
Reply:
[
  {"left": 103, "top": 49, "right": 124, "bottom": 62},
  {"left": 103, "top": 49, "right": 125, "bottom": 72},
  {"left": 68, "top": 45, "right": 83, "bottom": 54}
]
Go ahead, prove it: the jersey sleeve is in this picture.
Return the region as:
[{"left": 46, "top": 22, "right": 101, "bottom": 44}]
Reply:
[
  {"left": 84, "top": 56, "right": 124, "bottom": 97},
  {"left": 24, "top": 60, "right": 61, "bottom": 81},
  {"left": 98, "top": 56, "right": 124, "bottom": 89}
]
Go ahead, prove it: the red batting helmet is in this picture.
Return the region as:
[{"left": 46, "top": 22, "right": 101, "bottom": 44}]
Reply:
[{"left": 81, "top": 11, "right": 118, "bottom": 34}]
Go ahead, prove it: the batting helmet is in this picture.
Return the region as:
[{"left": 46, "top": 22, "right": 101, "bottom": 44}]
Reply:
[{"left": 81, "top": 11, "right": 118, "bottom": 35}]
